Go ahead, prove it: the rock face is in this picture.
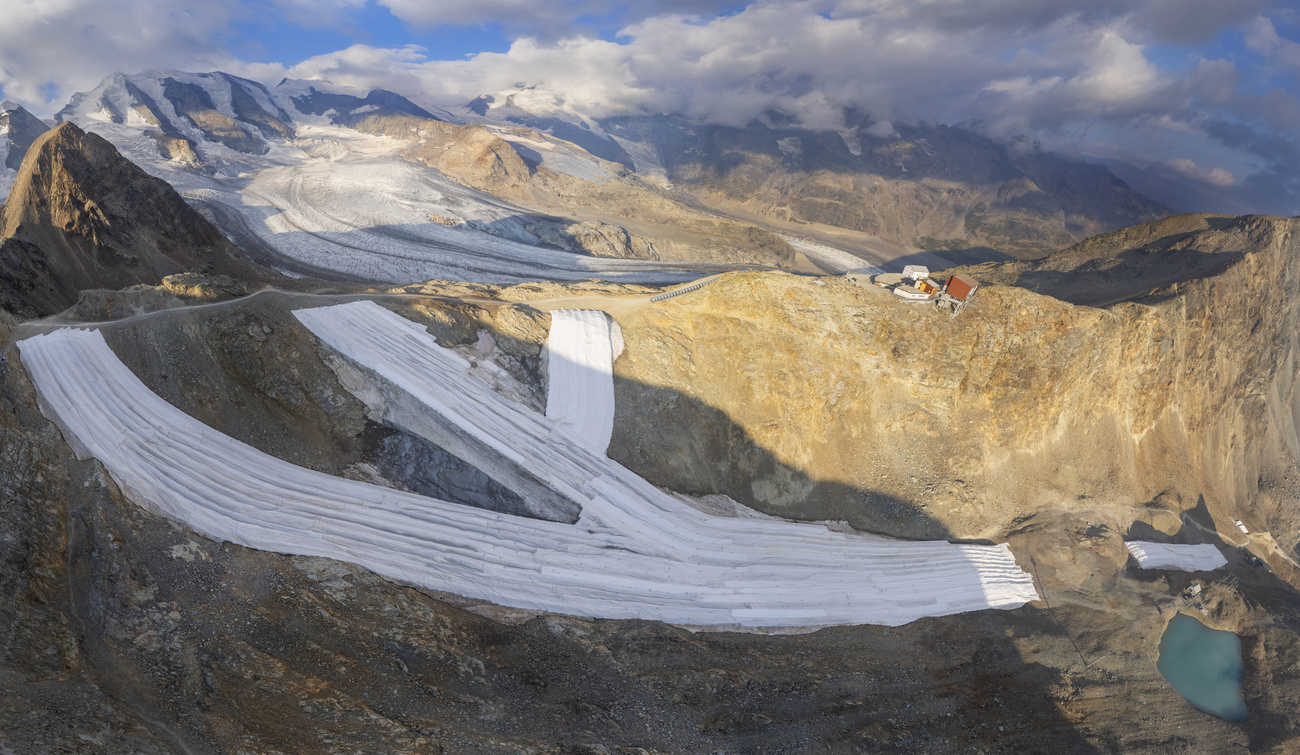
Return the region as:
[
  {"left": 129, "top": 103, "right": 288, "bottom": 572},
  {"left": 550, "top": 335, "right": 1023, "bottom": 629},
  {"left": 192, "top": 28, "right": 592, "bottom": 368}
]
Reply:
[
  {"left": 0, "top": 122, "right": 259, "bottom": 317},
  {"left": 526, "top": 218, "right": 659, "bottom": 259},
  {"left": 606, "top": 215, "right": 1300, "bottom": 564},
  {"left": 3, "top": 263, "right": 1300, "bottom": 751},
  {"left": 0, "top": 100, "right": 49, "bottom": 172},
  {"left": 600, "top": 113, "right": 1172, "bottom": 257}
]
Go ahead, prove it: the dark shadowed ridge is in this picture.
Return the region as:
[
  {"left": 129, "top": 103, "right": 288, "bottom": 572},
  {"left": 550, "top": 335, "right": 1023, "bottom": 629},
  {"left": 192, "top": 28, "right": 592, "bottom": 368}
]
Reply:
[{"left": 0, "top": 122, "right": 267, "bottom": 318}]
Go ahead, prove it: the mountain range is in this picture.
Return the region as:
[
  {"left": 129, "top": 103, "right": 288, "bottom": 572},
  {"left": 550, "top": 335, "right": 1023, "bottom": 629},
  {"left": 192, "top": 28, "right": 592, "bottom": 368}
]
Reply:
[
  {"left": 6, "top": 68, "right": 1300, "bottom": 754},
  {"left": 0, "top": 70, "right": 1173, "bottom": 286}
]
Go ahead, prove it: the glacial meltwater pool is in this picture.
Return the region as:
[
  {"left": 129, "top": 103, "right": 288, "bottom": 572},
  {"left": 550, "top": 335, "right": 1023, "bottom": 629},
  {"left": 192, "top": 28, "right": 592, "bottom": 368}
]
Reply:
[{"left": 1156, "top": 613, "right": 1248, "bottom": 722}]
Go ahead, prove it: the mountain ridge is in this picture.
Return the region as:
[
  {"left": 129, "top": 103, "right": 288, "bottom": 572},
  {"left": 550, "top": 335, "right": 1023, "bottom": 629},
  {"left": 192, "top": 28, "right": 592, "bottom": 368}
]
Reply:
[{"left": 0, "top": 121, "right": 265, "bottom": 317}]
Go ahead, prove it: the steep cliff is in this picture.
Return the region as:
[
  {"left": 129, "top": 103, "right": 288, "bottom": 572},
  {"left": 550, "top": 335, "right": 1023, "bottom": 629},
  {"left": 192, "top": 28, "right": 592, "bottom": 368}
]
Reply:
[
  {"left": 601, "top": 216, "right": 1300, "bottom": 570},
  {"left": 0, "top": 122, "right": 262, "bottom": 317}
]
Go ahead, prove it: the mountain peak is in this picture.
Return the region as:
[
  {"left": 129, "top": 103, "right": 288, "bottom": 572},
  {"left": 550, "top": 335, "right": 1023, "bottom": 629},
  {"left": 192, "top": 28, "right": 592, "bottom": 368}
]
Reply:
[
  {"left": 0, "top": 99, "right": 50, "bottom": 172},
  {"left": 0, "top": 121, "right": 258, "bottom": 316}
]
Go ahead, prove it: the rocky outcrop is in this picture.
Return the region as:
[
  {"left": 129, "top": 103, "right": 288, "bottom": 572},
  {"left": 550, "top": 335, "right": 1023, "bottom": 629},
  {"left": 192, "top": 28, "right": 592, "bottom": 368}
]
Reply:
[
  {"left": 144, "top": 130, "right": 203, "bottom": 170},
  {"left": 0, "top": 122, "right": 262, "bottom": 317},
  {"left": 526, "top": 218, "right": 659, "bottom": 259},
  {"left": 605, "top": 216, "right": 1300, "bottom": 570}
]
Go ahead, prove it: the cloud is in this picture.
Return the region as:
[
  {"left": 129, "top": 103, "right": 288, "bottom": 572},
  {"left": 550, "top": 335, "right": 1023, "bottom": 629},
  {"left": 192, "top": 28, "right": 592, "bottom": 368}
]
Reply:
[
  {"left": 0, "top": 0, "right": 390, "bottom": 112},
  {"left": 270, "top": 1, "right": 1300, "bottom": 214},
  {"left": 1, "top": 0, "right": 1298, "bottom": 215},
  {"left": 1164, "top": 157, "right": 1236, "bottom": 187},
  {"left": 1245, "top": 16, "right": 1300, "bottom": 70},
  {"left": 0, "top": 0, "right": 244, "bottom": 109},
  {"left": 376, "top": 0, "right": 741, "bottom": 35}
]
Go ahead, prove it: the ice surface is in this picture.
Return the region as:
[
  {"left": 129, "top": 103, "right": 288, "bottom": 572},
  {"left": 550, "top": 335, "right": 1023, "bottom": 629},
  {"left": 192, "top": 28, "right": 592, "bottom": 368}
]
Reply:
[
  {"left": 782, "top": 235, "right": 882, "bottom": 275},
  {"left": 66, "top": 104, "right": 702, "bottom": 285},
  {"left": 54, "top": 73, "right": 721, "bottom": 286},
  {"left": 545, "top": 310, "right": 617, "bottom": 454},
  {"left": 1126, "top": 542, "right": 1227, "bottom": 571},
  {"left": 495, "top": 130, "right": 614, "bottom": 181}
]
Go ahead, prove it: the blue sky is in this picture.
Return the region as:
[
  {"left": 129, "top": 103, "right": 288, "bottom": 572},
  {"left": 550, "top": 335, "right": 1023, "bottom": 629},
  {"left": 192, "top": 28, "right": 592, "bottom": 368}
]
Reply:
[
  {"left": 219, "top": 4, "right": 514, "bottom": 65},
  {"left": 1, "top": 0, "right": 1298, "bottom": 215}
]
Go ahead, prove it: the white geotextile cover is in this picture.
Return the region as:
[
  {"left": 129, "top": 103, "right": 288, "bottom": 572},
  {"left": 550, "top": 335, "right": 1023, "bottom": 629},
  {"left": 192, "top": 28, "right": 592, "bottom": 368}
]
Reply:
[
  {"left": 545, "top": 310, "right": 617, "bottom": 454},
  {"left": 19, "top": 304, "right": 1039, "bottom": 629},
  {"left": 1125, "top": 541, "right": 1227, "bottom": 571}
]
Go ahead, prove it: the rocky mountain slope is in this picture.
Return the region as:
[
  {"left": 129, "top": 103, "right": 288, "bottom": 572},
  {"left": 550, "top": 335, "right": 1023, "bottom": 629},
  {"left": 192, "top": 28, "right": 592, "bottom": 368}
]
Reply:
[
  {"left": 4, "top": 208, "right": 1300, "bottom": 748},
  {"left": 603, "top": 216, "right": 1300, "bottom": 557},
  {"left": 596, "top": 112, "right": 1172, "bottom": 258},
  {"left": 463, "top": 88, "right": 1171, "bottom": 259},
  {"left": 0, "top": 122, "right": 266, "bottom": 318}
]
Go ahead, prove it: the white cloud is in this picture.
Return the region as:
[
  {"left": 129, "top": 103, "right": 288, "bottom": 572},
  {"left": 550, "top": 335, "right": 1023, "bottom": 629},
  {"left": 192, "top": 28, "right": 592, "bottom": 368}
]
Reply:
[
  {"left": 0, "top": 0, "right": 1296, "bottom": 213},
  {"left": 1245, "top": 16, "right": 1300, "bottom": 70},
  {"left": 0, "top": 0, "right": 245, "bottom": 110},
  {"left": 865, "top": 120, "right": 898, "bottom": 138},
  {"left": 1165, "top": 157, "right": 1236, "bottom": 186}
]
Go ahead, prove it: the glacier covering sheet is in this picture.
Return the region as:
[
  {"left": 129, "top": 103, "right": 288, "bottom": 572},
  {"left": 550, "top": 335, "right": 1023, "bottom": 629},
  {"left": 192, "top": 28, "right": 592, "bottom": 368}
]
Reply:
[
  {"left": 545, "top": 309, "right": 617, "bottom": 454},
  {"left": 19, "top": 305, "right": 1039, "bottom": 629},
  {"left": 1125, "top": 542, "right": 1227, "bottom": 572}
]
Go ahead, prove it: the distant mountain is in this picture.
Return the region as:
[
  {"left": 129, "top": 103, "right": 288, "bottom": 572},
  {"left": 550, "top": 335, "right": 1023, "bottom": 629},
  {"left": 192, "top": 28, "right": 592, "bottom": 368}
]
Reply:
[
  {"left": 52, "top": 71, "right": 797, "bottom": 278},
  {"left": 447, "top": 89, "right": 1174, "bottom": 258},
  {"left": 0, "top": 100, "right": 49, "bottom": 172},
  {"left": 464, "top": 87, "right": 636, "bottom": 171},
  {"left": 53, "top": 72, "right": 454, "bottom": 172},
  {"left": 0, "top": 122, "right": 262, "bottom": 317},
  {"left": 595, "top": 111, "right": 1173, "bottom": 258}
]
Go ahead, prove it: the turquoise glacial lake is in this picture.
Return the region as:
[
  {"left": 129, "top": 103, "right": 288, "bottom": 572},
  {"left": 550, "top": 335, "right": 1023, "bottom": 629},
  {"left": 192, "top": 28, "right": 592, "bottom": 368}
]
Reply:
[{"left": 1156, "top": 613, "right": 1247, "bottom": 722}]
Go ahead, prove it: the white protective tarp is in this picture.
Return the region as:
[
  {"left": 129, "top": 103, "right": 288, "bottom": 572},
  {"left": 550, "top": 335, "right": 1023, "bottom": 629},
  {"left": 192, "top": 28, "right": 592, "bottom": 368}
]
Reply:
[
  {"left": 18, "top": 304, "right": 1039, "bottom": 629},
  {"left": 545, "top": 309, "right": 618, "bottom": 455},
  {"left": 1126, "top": 541, "right": 1227, "bottom": 571}
]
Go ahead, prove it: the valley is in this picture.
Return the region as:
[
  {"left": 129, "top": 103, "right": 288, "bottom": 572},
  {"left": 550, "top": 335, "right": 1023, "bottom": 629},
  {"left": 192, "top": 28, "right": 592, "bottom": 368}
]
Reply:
[{"left": 0, "top": 66, "right": 1298, "bottom": 753}]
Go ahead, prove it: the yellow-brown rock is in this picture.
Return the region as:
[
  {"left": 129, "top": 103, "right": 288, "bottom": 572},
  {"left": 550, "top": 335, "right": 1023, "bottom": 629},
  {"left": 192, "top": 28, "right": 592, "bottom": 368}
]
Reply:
[{"left": 605, "top": 215, "right": 1300, "bottom": 569}]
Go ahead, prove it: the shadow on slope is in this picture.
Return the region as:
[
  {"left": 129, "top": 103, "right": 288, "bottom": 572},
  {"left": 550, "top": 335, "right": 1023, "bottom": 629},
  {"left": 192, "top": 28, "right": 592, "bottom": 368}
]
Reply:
[{"left": 951, "top": 213, "right": 1261, "bottom": 307}]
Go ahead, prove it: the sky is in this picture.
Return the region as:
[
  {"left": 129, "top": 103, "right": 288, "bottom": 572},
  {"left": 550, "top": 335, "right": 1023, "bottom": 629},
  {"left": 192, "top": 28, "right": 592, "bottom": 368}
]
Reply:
[{"left": 1, "top": 0, "right": 1299, "bottom": 216}]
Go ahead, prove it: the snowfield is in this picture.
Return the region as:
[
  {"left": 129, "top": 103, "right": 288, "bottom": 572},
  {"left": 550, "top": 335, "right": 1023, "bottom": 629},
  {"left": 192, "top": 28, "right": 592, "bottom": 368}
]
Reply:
[
  {"left": 1125, "top": 542, "right": 1228, "bottom": 572},
  {"left": 18, "top": 304, "right": 1039, "bottom": 629},
  {"left": 230, "top": 137, "right": 693, "bottom": 285},
  {"left": 61, "top": 87, "right": 709, "bottom": 286}
]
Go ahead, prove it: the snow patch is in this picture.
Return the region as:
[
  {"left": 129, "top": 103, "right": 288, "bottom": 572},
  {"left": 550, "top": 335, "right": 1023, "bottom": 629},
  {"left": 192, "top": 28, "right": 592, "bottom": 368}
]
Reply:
[{"left": 782, "top": 235, "right": 881, "bottom": 275}]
